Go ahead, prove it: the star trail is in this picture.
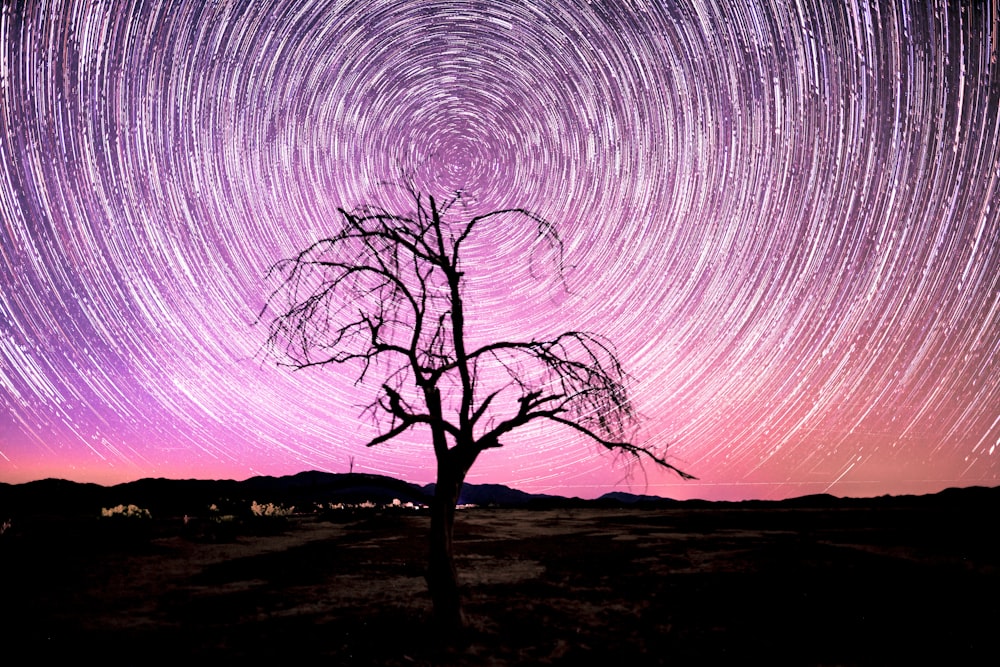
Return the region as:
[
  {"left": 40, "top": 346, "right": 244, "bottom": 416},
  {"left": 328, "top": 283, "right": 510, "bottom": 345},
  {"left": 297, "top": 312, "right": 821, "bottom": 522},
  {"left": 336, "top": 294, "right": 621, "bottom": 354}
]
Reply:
[{"left": 2, "top": 0, "right": 999, "bottom": 500}]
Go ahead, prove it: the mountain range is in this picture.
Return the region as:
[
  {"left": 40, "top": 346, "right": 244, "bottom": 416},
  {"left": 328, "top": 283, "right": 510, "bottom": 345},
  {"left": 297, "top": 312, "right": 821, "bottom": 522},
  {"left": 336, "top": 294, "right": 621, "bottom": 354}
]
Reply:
[{"left": 1, "top": 471, "right": 998, "bottom": 519}]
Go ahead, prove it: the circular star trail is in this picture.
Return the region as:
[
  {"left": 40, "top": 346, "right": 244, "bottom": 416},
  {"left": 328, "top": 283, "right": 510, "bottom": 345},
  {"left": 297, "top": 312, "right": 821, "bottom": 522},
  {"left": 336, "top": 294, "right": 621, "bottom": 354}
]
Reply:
[{"left": 2, "top": 0, "right": 999, "bottom": 499}]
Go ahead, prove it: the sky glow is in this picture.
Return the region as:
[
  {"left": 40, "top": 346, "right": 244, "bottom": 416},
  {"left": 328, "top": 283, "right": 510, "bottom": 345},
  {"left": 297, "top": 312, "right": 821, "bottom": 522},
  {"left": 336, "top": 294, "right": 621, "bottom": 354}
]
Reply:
[{"left": 2, "top": 0, "right": 999, "bottom": 500}]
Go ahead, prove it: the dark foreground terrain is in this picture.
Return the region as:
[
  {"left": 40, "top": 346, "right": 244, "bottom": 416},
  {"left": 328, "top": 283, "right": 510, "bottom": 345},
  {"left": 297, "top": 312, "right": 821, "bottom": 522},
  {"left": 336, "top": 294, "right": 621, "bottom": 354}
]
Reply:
[{"left": 2, "top": 503, "right": 997, "bottom": 665}]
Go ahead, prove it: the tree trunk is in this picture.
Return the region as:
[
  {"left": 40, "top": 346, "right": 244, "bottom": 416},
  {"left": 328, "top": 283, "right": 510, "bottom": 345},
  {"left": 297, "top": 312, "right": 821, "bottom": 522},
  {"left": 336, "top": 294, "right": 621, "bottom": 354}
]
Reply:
[{"left": 427, "top": 457, "right": 466, "bottom": 632}]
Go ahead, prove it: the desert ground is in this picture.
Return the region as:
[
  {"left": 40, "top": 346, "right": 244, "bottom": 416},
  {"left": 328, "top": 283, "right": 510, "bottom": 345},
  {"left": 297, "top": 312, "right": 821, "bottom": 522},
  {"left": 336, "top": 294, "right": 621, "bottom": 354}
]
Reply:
[{"left": 2, "top": 504, "right": 996, "bottom": 665}]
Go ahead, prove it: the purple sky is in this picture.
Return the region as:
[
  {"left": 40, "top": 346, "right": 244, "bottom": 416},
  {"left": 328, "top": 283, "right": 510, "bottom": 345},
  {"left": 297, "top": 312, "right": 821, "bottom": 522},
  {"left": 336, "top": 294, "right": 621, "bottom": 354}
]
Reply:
[{"left": 2, "top": 0, "right": 999, "bottom": 500}]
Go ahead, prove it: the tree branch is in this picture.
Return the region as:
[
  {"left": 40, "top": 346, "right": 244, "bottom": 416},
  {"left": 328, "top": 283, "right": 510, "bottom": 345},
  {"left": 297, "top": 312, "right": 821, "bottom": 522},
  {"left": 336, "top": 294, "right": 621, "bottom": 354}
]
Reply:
[
  {"left": 544, "top": 415, "right": 697, "bottom": 480},
  {"left": 262, "top": 191, "right": 693, "bottom": 482}
]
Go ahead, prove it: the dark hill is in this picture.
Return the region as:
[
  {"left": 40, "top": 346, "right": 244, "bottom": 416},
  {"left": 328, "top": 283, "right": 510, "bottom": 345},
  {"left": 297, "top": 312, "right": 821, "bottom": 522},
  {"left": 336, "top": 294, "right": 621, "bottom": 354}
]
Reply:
[
  {"left": 2, "top": 473, "right": 999, "bottom": 519},
  {"left": 424, "top": 482, "right": 561, "bottom": 507},
  {"left": 0, "top": 472, "right": 429, "bottom": 519}
]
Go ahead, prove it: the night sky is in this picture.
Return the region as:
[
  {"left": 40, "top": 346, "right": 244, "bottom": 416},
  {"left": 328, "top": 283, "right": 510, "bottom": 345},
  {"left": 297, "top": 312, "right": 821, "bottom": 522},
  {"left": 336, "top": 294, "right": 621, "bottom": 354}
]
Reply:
[{"left": 2, "top": 0, "right": 999, "bottom": 500}]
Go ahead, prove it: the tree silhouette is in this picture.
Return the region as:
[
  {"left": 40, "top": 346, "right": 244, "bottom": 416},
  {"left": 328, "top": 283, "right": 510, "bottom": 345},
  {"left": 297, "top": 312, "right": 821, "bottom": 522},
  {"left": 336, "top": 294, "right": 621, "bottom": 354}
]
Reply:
[{"left": 263, "top": 190, "right": 693, "bottom": 631}]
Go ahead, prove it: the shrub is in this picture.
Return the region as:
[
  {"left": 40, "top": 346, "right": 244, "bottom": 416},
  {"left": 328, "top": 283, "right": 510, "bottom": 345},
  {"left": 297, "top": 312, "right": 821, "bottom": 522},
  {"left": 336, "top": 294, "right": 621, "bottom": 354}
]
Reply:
[
  {"left": 100, "top": 504, "right": 151, "bottom": 519},
  {"left": 249, "top": 500, "right": 294, "bottom": 517}
]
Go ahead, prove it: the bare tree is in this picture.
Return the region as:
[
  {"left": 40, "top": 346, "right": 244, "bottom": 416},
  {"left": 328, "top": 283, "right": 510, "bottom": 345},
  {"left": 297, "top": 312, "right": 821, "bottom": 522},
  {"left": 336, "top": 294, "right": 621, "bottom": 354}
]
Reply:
[{"left": 263, "top": 190, "right": 693, "bottom": 631}]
